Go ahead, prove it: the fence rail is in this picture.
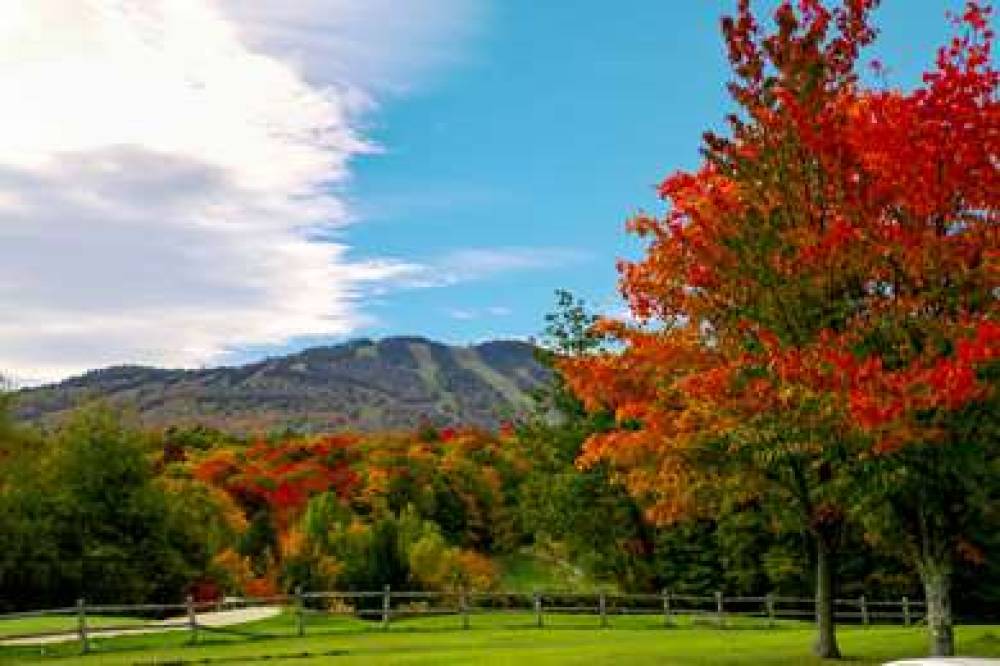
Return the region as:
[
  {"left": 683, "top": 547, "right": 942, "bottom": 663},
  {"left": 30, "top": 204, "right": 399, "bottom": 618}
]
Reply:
[{"left": 0, "top": 589, "right": 927, "bottom": 655}]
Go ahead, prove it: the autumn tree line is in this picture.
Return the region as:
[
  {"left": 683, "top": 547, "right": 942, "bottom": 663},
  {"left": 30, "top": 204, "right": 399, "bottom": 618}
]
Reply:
[{"left": 0, "top": 0, "right": 996, "bottom": 660}]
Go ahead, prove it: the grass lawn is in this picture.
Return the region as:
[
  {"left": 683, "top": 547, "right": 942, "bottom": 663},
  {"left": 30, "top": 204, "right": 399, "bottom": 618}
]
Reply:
[
  {"left": 496, "top": 553, "right": 589, "bottom": 593},
  {"left": 496, "top": 552, "right": 612, "bottom": 593},
  {"left": 0, "top": 615, "right": 145, "bottom": 639},
  {"left": 1, "top": 611, "right": 998, "bottom": 665}
]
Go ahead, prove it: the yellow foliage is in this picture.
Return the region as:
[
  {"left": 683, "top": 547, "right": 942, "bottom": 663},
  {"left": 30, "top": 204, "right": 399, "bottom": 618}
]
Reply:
[
  {"left": 212, "top": 547, "right": 253, "bottom": 589},
  {"left": 278, "top": 526, "right": 306, "bottom": 560}
]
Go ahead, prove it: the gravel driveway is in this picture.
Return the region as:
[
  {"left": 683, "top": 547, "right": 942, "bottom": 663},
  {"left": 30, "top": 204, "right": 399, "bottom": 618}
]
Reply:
[{"left": 0, "top": 606, "right": 281, "bottom": 646}]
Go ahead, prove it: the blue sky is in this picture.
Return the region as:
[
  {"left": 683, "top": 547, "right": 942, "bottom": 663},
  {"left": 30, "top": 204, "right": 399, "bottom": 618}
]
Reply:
[
  {"left": 336, "top": 0, "right": 965, "bottom": 346},
  {"left": 0, "top": 1, "right": 976, "bottom": 380}
]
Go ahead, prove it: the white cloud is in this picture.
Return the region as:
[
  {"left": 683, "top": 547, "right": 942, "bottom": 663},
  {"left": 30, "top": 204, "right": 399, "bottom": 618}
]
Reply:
[
  {"left": 221, "top": 0, "right": 486, "bottom": 94},
  {"left": 0, "top": 0, "right": 468, "bottom": 381},
  {"left": 443, "top": 305, "right": 511, "bottom": 321},
  {"left": 446, "top": 308, "right": 477, "bottom": 321},
  {"left": 397, "top": 247, "right": 591, "bottom": 289}
]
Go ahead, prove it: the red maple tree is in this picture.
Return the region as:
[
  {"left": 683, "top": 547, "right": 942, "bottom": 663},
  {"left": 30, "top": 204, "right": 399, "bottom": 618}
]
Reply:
[{"left": 561, "top": 1, "right": 997, "bottom": 657}]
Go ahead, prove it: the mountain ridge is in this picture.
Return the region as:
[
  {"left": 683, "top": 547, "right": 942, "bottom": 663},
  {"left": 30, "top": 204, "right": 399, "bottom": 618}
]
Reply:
[{"left": 14, "top": 336, "right": 549, "bottom": 433}]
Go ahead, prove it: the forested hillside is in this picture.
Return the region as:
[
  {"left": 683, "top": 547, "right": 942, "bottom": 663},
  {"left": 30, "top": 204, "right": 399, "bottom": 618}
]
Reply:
[
  {"left": 2, "top": 362, "right": 996, "bottom": 621},
  {"left": 14, "top": 337, "right": 548, "bottom": 432}
]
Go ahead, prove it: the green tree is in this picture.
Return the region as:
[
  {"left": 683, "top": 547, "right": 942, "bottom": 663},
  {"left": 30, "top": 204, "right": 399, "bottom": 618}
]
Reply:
[
  {"left": 0, "top": 407, "right": 214, "bottom": 607},
  {"left": 850, "top": 384, "right": 1000, "bottom": 652},
  {"left": 514, "top": 292, "right": 655, "bottom": 588}
]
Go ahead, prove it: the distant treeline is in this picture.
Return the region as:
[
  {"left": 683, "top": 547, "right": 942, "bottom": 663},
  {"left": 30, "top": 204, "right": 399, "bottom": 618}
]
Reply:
[{"left": 1, "top": 362, "right": 996, "bottom": 619}]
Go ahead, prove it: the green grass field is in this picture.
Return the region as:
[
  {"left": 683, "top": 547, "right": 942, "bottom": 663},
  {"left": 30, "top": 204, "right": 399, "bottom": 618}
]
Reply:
[{"left": 2, "top": 611, "right": 998, "bottom": 666}]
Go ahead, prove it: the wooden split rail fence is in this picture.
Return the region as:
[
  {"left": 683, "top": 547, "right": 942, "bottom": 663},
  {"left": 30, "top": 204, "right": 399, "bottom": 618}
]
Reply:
[{"left": 0, "top": 589, "right": 926, "bottom": 655}]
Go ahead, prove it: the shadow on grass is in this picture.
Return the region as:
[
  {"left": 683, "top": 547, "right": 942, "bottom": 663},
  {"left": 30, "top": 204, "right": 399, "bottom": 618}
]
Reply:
[{"left": 129, "top": 649, "right": 350, "bottom": 665}]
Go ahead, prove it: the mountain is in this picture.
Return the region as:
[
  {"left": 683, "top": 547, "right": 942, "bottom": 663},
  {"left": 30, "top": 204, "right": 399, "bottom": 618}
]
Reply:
[{"left": 13, "top": 337, "right": 550, "bottom": 433}]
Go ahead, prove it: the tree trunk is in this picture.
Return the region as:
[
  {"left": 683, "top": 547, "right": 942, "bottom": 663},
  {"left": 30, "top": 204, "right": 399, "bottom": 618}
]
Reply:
[
  {"left": 921, "top": 561, "right": 954, "bottom": 657},
  {"left": 813, "top": 537, "right": 841, "bottom": 659}
]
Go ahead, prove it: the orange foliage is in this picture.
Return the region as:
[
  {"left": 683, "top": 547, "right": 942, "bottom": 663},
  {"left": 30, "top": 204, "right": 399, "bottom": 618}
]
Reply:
[
  {"left": 243, "top": 576, "right": 279, "bottom": 599},
  {"left": 192, "top": 435, "right": 360, "bottom": 529},
  {"left": 561, "top": 1, "right": 999, "bottom": 522},
  {"left": 190, "top": 426, "right": 516, "bottom": 592},
  {"left": 451, "top": 550, "right": 500, "bottom": 591},
  {"left": 212, "top": 548, "right": 254, "bottom": 591}
]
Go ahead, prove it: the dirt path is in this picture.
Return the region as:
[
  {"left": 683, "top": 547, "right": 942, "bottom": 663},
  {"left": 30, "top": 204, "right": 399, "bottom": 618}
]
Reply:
[{"left": 0, "top": 606, "right": 281, "bottom": 646}]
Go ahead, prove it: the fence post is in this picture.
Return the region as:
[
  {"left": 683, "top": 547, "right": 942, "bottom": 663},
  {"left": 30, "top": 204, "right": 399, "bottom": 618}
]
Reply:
[
  {"left": 296, "top": 586, "right": 305, "bottom": 637},
  {"left": 715, "top": 591, "right": 724, "bottom": 628},
  {"left": 382, "top": 584, "right": 391, "bottom": 630},
  {"left": 902, "top": 596, "right": 911, "bottom": 627},
  {"left": 599, "top": 592, "right": 608, "bottom": 628},
  {"left": 662, "top": 589, "right": 672, "bottom": 627},
  {"left": 460, "top": 586, "right": 469, "bottom": 630},
  {"left": 860, "top": 594, "right": 869, "bottom": 627},
  {"left": 76, "top": 598, "right": 89, "bottom": 654},
  {"left": 766, "top": 594, "right": 776, "bottom": 628},
  {"left": 187, "top": 595, "right": 198, "bottom": 644},
  {"left": 533, "top": 591, "right": 543, "bottom": 628}
]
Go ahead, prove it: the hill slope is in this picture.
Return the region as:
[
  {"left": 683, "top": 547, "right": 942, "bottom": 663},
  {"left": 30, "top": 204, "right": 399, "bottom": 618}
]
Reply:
[{"left": 14, "top": 337, "right": 548, "bottom": 432}]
